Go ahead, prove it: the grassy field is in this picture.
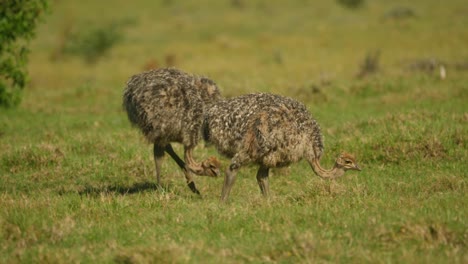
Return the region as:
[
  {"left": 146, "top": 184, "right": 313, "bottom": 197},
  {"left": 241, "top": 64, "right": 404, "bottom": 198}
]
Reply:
[{"left": 1, "top": 0, "right": 467, "bottom": 263}]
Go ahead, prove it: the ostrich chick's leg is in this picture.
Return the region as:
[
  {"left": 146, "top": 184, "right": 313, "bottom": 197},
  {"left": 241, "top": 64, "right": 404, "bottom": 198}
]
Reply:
[
  {"left": 221, "top": 164, "right": 239, "bottom": 202},
  {"left": 256, "top": 166, "right": 270, "bottom": 197},
  {"left": 165, "top": 144, "right": 201, "bottom": 195},
  {"left": 153, "top": 144, "right": 165, "bottom": 187}
]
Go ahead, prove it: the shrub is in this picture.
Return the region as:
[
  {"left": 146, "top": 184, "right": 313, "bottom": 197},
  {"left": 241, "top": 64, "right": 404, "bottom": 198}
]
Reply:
[
  {"left": 0, "top": 0, "right": 49, "bottom": 108},
  {"left": 63, "top": 22, "right": 126, "bottom": 63},
  {"left": 336, "top": 0, "right": 365, "bottom": 9}
]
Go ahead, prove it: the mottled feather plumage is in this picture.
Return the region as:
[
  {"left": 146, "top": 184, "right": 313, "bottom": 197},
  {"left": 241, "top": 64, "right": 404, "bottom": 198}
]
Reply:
[
  {"left": 123, "top": 68, "right": 221, "bottom": 148},
  {"left": 122, "top": 68, "right": 222, "bottom": 194},
  {"left": 203, "top": 93, "right": 360, "bottom": 201},
  {"left": 203, "top": 93, "right": 324, "bottom": 168}
]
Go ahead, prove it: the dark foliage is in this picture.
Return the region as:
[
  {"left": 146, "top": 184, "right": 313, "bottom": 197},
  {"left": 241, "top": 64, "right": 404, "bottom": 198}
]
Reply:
[{"left": 0, "top": 0, "right": 49, "bottom": 108}]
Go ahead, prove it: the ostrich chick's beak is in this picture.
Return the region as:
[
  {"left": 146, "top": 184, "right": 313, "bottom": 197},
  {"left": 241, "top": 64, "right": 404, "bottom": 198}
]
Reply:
[
  {"left": 211, "top": 167, "right": 220, "bottom": 177},
  {"left": 354, "top": 164, "right": 362, "bottom": 171}
]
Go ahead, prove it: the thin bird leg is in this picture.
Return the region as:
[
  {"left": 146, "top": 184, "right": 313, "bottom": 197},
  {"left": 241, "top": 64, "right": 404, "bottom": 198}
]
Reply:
[
  {"left": 153, "top": 144, "right": 165, "bottom": 187},
  {"left": 164, "top": 144, "right": 186, "bottom": 170},
  {"left": 220, "top": 164, "right": 239, "bottom": 202},
  {"left": 256, "top": 166, "right": 270, "bottom": 197},
  {"left": 165, "top": 144, "right": 201, "bottom": 195}
]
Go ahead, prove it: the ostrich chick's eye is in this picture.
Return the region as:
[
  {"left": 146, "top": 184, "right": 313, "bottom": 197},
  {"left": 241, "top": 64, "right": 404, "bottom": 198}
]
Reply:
[{"left": 345, "top": 160, "right": 352, "bottom": 164}]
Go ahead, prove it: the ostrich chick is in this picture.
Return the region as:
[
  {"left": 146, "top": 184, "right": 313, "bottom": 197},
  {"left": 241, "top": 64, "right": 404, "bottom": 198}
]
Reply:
[
  {"left": 123, "top": 68, "right": 221, "bottom": 194},
  {"left": 203, "top": 93, "right": 361, "bottom": 201}
]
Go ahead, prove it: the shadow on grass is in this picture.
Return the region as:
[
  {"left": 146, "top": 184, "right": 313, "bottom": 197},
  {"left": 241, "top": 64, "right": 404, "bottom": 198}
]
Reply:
[{"left": 75, "top": 181, "right": 171, "bottom": 196}]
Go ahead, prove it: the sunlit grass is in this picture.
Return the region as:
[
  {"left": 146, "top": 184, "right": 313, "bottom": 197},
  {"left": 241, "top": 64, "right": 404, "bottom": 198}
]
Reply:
[{"left": 1, "top": 0, "right": 467, "bottom": 263}]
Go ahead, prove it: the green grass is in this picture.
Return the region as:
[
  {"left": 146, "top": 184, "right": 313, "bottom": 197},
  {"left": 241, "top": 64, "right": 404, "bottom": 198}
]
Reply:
[{"left": 1, "top": 0, "right": 467, "bottom": 263}]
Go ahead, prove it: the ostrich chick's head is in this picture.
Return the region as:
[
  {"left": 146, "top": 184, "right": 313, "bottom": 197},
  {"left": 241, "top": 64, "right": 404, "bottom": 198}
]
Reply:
[
  {"left": 201, "top": 156, "right": 222, "bottom": 177},
  {"left": 335, "top": 152, "right": 361, "bottom": 171}
]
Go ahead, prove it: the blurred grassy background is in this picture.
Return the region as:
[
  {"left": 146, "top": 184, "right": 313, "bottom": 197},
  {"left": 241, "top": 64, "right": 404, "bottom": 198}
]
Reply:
[
  {"left": 28, "top": 0, "right": 468, "bottom": 98},
  {"left": 1, "top": 0, "right": 467, "bottom": 262}
]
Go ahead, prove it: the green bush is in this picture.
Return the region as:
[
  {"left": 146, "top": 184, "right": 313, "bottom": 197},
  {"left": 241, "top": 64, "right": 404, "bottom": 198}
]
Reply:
[
  {"left": 0, "top": 0, "right": 49, "bottom": 108},
  {"left": 63, "top": 22, "right": 125, "bottom": 63},
  {"left": 336, "top": 0, "right": 365, "bottom": 9}
]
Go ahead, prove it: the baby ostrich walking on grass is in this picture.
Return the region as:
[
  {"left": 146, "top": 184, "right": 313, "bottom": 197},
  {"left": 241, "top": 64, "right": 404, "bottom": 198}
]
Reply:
[
  {"left": 123, "top": 68, "right": 221, "bottom": 194},
  {"left": 203, "top": 93, "right": 361, "bottom": 201}
]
